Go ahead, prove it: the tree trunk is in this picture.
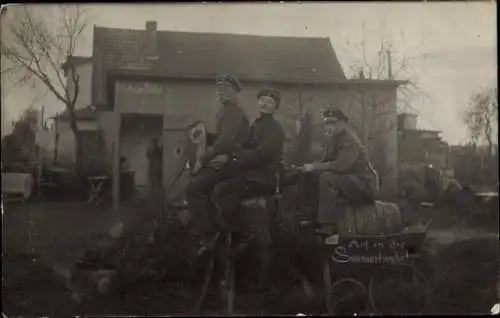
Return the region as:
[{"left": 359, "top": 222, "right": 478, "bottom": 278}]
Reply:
[{"left": 68, "top": 110, "right": 82, "bottom": 171}]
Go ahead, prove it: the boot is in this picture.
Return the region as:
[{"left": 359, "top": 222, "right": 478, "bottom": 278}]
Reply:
[
  {"left": 230, "top": 232, "right": 255, "bottom": 257},
  {"left": 196, "top": 232, "right": 220, "bottom": 257},
  {"left": 315, "top": 224, "right": 336, "bottom": 236}
]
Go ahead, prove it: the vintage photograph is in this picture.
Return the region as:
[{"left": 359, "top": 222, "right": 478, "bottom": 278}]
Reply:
[{"left": 1, "top": 2, "right": 498, "bottom": 316}]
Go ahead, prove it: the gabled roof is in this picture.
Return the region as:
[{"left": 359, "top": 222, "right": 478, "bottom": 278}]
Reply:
[
  {"left": 53, "top": 106, "right": 97, "bottom": 121},
  {"left": 91, "top": 25, "right": 347, "bottom": 106}
]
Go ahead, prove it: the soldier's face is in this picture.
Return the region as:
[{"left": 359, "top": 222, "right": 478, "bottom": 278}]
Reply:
[
  {"left": 216, "top": 84, "right": 237, "bottom": 105},
  {"left": 258, "top": 95, "right": 276, "bottom": 114},
  {"left": 323, "top": 119, "right": 345, "bottom": 138}
]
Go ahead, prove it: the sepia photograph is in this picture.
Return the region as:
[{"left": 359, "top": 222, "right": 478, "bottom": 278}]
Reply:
[{"left": 1, "top": 2, "right": 498, "bottom": 316}]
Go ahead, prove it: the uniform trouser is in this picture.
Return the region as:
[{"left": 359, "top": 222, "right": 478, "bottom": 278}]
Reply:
[
  {"left": 212, "top": 174, "right": 275, "bottom": 288},
  {"left": 316, "top": 171, "right": 376, "bottom": 225},
  {"left": 186, "top": 167, "right": 275, "bottom": 237},
  {"left": 211, "top": 175, "right": 275, "bottom": 235},
  {"left": 185, "top": 167, "right": 232, "bottom": 237}
]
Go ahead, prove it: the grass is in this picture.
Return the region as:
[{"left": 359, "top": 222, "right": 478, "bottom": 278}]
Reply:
[{"left": 2, "top": 200, "right": 498, "bottom": 316}]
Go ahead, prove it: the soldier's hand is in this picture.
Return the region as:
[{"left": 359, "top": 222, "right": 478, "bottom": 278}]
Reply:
[
  {"left": 302, "top": 163, "right": 316, "bottom": 173},
  {"left": 192, "top": 162, "right": 202, "bottom": 175},
  {"left": 206, "top": 154, "right": 229, "bottom": 170}
]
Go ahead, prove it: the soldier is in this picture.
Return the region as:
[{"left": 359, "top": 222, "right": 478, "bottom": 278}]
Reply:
[
  {"left": 300, "top": 107, "right": 379, "bottom": 235},
  {"left": 185, "top": 74, "right": 250, "bottom": 249},
  {"left": 210, "top": 87, "right": 285, "bottom": 287},
  {"left": 211, "top": 87, "right": 285, "bottom": 231}
]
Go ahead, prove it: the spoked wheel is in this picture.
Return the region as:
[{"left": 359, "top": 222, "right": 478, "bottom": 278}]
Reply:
[
  {"left": 369, "top": 263, "right": 431, "bottom": 315},
  {"left": 415, "top": 246, "right": 447, "bottom": 286},
  {"left": 327, "top": 278, "right": 369, "bottom": 315}
]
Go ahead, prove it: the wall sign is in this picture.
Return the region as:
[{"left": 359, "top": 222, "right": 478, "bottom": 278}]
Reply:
[{"left": 117, "top": 81, "right": 165, "bottom": 95}]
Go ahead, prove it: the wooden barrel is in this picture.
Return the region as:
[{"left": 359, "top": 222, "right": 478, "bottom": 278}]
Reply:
[{"left": 337, "top": 201, "right": 403, "bottom": 236}]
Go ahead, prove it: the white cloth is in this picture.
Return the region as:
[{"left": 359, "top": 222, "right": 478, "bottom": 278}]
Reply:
[{"left": 2, "top": 173, "right": 33, "bottom": 199}]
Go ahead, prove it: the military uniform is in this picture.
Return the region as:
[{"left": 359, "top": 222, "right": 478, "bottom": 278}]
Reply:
[
  {"left": 311, "top": 108, "right": 379, "bottom": 226},
  {"left": 185, "top": 74, "right": 250, "bottom": 238},
  {"left": 212, "top": 88, "right": 284, "bottom": 228},
  {"left": 212, "top": 112, "right": 285, "bottom": 225},
  {"left": 211, "top": 88, "right": 284, "bottom": 287}
]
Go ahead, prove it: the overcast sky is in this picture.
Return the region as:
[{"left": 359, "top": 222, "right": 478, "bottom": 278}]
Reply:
[{"left": 1, "top": 2, "right": 496, "bottom": 144}]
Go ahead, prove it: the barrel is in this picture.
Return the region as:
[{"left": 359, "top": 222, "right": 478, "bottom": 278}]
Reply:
[{"left": 337, "top": 201, "right": 403, "bottom": 236}]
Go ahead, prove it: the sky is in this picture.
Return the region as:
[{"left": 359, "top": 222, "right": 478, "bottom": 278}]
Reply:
[{"left": 1, "top": 2, "right": 497, "bottom": 145}]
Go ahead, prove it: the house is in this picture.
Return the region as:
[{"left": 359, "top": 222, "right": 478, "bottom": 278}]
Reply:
[
  {"left": 49, "top": 105, "right": 105, "bottom": 168},
  {"left": 60, "top": 21, "right": 404, "bottom": 209},
  {"left": 397, "top": 112, "right": 450, "bottom": 169}
]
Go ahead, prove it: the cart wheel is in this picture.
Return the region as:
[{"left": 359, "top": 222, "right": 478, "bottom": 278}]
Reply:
[
  {"left": 328, "top": 278, "right": 369, "bottom": 315},
  {"left": 369, "top": 263, "right": 431, "bottom": 315},
  {"left": 416, "top": 246, "right": 447, "bottom": 285}
]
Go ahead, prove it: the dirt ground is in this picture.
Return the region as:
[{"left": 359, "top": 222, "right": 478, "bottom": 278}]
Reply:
[{"left": 2, "top": 201, "right": 499, "bottom": 316}]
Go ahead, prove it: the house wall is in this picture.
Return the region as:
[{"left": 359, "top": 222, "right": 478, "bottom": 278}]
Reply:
[
  {"left": 100, "top": 79, "right": 398, "bottom": 196},
  {"left": 52, "top": 120, "right": 101, "bottom": 165},
  {"left": 66, "top": 63, "right": 93, "bottom": 110}
]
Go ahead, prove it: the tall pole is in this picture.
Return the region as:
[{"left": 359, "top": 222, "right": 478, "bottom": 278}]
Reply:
[
  {"left": 112, "top": 112, "right": 121, "bottom": 211},
  {"left": 386, "top": 49, "right": 393, "bottom": 79}
]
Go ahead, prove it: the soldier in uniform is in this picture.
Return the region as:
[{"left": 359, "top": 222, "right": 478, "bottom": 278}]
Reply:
[
  {"left": 300, "top": 107, "right": 379, "bottom": 235},
  {"left": 210, "top": 87, "right": 285, "bottom": 286},
  {"left": 211, "top": 87, "right": 285, "bottom": 231},
  {"left": 185, "top": 74, "right": 250, "bottom": 248}
]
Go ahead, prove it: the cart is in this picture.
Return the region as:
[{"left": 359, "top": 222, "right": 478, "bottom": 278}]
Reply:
[{"left": 318, "top": 221, "right": 434, "bottom": 315}]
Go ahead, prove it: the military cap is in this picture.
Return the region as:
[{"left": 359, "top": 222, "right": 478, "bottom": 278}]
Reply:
[
  {"left": 215, "top": 74, "right": 242, "bottom": 92},
  {"left": 256, "top": 87, "right": 281, "bottom": 109},
  {"left": 322, "top": 107, "right": 349, "bottom": 122}
]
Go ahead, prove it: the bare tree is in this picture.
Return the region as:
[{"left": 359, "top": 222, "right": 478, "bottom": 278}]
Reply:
[
  {"left": 345, "top": 21, "right": 431, "bottom": 114},
  {"left": 341, "top": 21, "right": 431, "bottom": 193},
  {"left": 461, "top": 86, "right": 498, "bottom": 158},
  {"left": 1, "top": 4, "right": 89, "bottom": 169}
]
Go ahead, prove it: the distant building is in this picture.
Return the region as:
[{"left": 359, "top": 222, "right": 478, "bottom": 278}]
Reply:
[
  {"left": 449, "top": 143, "right": 498, "bottom": 188},
  {"left": 397, "top": 112, "right": 450, "bottom": 169}
]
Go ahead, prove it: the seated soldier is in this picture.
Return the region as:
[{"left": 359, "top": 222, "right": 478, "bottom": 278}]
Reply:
[
  {"left": 185, "top": 74, "right": 250, "bottom": 251},
  {"left": 211, "top": 87, "right": 285, "bottom": 245},
  {"left": 300, "top": 107, "right": 379, "bottom": 235}
]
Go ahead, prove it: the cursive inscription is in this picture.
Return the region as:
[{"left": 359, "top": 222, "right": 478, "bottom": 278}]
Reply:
[
  {"left": 331, "top": 238, "right": 410, "bottom": 264},
  {"left": 118, "top": 81, "right": 165, "bottom": 95}
]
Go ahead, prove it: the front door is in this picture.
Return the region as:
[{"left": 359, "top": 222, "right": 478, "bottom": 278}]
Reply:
[{"left": 120, "top": 115, "right": 163, "bottom": 192}]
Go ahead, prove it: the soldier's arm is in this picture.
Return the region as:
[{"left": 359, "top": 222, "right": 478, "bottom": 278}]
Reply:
[
  {"left": 206, "top": 132, "right": 217, "bottom": 146},
  {"left": 205, "top": 106, "right": 245, "bottom": 161},
  {"left": 233, "top": 124, "right": 283, "bottom": 169},
  {"left": 314, "top": 135, "right": 360, "bottom": 173}
]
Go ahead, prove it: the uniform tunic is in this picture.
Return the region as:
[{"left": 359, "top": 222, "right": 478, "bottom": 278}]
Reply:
[
  {"left": 185, "top": 101, "right": 250, "bottom": 237},
  {"left": 211, "top": 113, "right": 285, "bottom": 247}
]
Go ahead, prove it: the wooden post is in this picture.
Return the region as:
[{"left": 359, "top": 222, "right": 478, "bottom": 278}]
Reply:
[{"left": 112, "top": 112, "right": 121, "bottom": 211}]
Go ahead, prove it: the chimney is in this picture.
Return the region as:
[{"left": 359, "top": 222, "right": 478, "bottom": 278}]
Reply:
[
  {"left": 144, "top": 21, "right": 159, "bottom": 61},
  {"left": 146, "top": 21, "right": 157, "bottom": 32}
]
